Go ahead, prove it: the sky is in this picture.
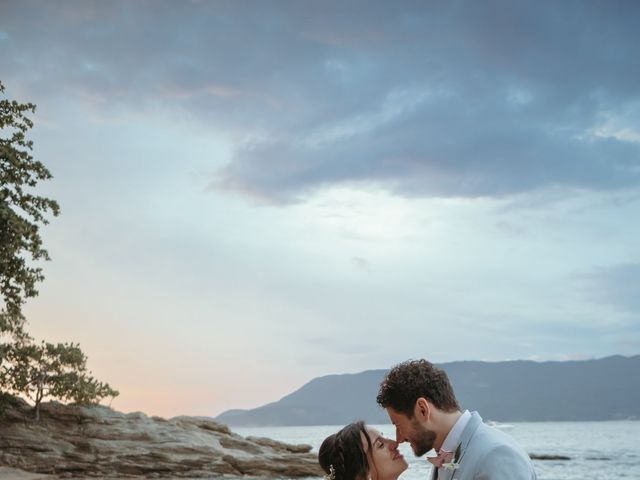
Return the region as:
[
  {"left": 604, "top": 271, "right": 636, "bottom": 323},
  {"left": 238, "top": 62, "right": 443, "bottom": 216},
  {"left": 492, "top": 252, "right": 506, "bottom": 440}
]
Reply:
[{"left": 1, "top": 0, "right": 639, "bottom": 418}]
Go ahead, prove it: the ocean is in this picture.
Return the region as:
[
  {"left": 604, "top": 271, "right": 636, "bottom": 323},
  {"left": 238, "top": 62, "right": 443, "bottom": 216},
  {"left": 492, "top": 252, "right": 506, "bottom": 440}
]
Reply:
[{"left": 233, "top": 420, "right": 640, "bottom": 480}]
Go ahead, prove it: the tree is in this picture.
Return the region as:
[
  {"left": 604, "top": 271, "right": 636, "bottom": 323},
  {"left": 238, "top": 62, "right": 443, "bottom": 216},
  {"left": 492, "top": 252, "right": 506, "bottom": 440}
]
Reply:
[
  {"left": 0, "top": 80, "right": 60, "bottom": 332},
  {"left": 1, "top": 79, "right": 61, "bottom": 397},
  {"left": 0, "top": 81, "right": 117, "bottom": 417},
  {"left": 64, "top": 373, "right": 119, "bottom": 406},
  {"left": 2, "top": 338, "right": 119, "bottom": 420}
]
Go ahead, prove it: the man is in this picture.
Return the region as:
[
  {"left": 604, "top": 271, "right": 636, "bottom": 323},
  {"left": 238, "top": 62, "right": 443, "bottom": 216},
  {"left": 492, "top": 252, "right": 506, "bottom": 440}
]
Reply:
[{"left": 377, "top": 359, "right": 536, "bottom": 480}]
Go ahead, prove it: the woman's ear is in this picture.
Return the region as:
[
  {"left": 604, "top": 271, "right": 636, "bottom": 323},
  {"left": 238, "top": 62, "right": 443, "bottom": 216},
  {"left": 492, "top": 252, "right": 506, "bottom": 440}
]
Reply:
[{"left": 414, "top": 397, "right": 431, "bottom": 421}]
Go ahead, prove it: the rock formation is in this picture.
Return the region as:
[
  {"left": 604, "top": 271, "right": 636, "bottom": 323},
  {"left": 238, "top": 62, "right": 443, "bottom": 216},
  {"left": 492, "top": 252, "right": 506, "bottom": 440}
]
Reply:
[{"left": 0, "top": 395, "right": 322, "bottom": 478}]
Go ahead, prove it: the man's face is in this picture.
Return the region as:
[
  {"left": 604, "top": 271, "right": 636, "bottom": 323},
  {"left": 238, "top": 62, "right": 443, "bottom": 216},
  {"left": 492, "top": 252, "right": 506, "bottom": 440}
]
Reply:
[{"left": 386, "top": 406, "right": 437, "bottom": 457}]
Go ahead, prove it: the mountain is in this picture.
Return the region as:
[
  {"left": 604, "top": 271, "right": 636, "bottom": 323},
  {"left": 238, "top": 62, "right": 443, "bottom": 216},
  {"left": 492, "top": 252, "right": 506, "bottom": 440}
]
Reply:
[{"left": 216, "top": 355, "right": 640, "bottom": 426}]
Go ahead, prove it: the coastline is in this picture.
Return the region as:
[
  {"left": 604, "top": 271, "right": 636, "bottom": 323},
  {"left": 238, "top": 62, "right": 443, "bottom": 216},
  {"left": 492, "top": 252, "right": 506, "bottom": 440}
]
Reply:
[{"left": 0, "top": 396, "right": 322, "bottom": 479}]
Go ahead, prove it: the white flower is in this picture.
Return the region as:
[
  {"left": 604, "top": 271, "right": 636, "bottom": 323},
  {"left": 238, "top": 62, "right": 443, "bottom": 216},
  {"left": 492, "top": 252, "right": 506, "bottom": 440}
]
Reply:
[{"left": 443, "top": 462, "right": 460, "bottom": 471}]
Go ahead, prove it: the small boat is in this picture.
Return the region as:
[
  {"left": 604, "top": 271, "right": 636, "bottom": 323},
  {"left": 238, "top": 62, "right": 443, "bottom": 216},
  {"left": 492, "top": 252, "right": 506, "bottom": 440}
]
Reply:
[{"left": 487, "top": 420, "right": 514, "bottom": 430}]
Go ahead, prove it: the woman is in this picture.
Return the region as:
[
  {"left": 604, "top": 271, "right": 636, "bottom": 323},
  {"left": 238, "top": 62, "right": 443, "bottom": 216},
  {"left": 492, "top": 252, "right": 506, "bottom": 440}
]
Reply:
[{"left": 318, "top": 421, "right": 408, "bottom": 480}]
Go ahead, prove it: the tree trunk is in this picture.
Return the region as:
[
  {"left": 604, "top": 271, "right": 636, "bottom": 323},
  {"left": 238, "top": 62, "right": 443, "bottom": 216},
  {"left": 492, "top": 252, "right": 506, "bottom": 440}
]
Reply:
[{"left": 34, "top": 377, "right": 43, "bottom": 421}]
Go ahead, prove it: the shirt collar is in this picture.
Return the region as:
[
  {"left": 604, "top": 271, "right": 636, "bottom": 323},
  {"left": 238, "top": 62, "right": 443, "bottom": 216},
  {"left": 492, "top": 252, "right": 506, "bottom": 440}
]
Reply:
[{"left": 441, "top": 409, "right": 471, "bottom": 453}]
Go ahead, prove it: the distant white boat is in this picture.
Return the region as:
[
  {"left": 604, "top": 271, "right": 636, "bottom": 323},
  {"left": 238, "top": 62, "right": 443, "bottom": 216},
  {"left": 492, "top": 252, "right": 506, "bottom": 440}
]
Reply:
[{"left": 487, "top": 420, "right": 514, "bottom": 430}]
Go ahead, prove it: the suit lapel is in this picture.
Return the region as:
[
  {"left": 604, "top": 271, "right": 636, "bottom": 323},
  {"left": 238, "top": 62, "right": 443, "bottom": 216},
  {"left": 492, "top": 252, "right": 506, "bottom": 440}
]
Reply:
[
  {"left": 430, "top": 413, "right": 484, "bottom": 480},
  {"left": 456, "top": 411, "right": 483, "bottom": 465}
]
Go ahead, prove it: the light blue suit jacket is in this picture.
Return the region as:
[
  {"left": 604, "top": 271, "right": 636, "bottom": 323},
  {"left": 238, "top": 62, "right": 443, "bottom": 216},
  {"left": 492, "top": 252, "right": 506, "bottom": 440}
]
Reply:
[{"left": 431, "top": 412, "right": 536, "bottom": 480}]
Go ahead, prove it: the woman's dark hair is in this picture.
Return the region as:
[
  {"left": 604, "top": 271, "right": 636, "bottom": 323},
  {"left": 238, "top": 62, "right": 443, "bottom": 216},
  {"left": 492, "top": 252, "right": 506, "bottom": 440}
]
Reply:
[
  {"left": 376, "top": 359, "right": 460, "bottom": 417},
  {"left": 318, "top": 421, "right": 372, "bottom": 480}
]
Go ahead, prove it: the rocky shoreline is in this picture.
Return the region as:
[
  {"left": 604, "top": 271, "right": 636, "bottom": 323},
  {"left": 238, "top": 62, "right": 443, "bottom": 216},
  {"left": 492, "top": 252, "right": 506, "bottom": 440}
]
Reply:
[{"left": 0, "top": 396, "right": 322, "bottom": 478}]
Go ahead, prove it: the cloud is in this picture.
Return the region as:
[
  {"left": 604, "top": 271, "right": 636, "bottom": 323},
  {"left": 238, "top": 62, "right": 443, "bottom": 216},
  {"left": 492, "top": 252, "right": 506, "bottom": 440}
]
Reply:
[
  {"left": 2, "top": 1, "right": 640, "bottom": 203},
  {"left": 302, "top": 336, "right": 381, "bottom": 357},
  {"left": 351, "top": 256, "right": 370, "bottom": 273},
  {"left": 579, "top": 263, "right": 640, "bottom": 314}
]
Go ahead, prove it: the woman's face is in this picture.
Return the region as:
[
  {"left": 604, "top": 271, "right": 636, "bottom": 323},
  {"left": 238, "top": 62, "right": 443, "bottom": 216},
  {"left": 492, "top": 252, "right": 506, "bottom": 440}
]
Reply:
[{"left": 362, "top": 427, "right": 408, "bottom": 480}]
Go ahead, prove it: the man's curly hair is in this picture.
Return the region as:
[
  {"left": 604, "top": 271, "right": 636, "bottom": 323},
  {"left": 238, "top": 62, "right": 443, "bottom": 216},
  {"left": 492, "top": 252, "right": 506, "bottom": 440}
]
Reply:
[{"left": 376, "top": 359, "right": 460, "bottom": 417}]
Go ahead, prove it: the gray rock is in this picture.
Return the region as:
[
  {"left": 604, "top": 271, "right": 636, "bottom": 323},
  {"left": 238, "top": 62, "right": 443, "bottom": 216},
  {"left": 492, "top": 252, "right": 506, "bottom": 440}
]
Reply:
[
  {"left": 529, "top": 454, "right": 571, "bottom": 460},
  {"left": 0, "top": 395, "right": 321, "bottom": 478}
]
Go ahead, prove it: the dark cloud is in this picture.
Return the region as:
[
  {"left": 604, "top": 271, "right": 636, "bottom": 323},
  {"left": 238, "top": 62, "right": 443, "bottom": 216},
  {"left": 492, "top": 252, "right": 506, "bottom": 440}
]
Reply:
[{"left": 2, "top": 0, "right": 640, "bottom": 202}]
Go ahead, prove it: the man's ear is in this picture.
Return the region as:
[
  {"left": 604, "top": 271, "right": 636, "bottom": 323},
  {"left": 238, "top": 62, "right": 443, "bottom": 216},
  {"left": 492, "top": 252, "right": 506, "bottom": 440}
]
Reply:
[{"left": 414, "top": 397, "right": 431, "bottom": 421}]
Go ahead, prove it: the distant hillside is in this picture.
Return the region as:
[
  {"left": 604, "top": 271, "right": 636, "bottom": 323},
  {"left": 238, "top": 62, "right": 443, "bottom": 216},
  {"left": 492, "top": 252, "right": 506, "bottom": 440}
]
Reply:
[{"left": 216, "top": 355, "right": 640, "bottom": 426}]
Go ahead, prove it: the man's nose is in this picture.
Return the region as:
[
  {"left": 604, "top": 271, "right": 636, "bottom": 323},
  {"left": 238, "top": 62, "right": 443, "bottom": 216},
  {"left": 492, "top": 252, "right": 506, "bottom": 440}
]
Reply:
[{"left": 395, "top": 428, "right": 403, "bottom": 443}]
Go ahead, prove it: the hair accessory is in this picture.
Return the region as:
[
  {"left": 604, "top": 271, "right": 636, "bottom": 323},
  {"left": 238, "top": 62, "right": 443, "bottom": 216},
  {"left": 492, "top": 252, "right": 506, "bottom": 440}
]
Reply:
[{"left": 324, "top": 464, "right": 336, "bottom": 480}]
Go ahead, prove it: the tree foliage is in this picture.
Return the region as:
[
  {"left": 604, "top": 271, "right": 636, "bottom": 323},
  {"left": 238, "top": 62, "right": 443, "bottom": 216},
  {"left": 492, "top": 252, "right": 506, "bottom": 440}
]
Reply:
[
  {"left": 1, "top": 338, "right": 118, "bottom": 420},
  {"left": 0, "top": 81, "right": 117, "bottom": 418},
  {"left": 0, "top": 80, "right": 60, "bottom": 330}
]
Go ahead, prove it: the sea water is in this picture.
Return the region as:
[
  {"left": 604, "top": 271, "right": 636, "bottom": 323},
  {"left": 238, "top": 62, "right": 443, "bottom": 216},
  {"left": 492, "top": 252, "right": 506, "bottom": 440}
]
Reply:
[{"left": 233, "top": 421, "right": 640, "bottom": 480}]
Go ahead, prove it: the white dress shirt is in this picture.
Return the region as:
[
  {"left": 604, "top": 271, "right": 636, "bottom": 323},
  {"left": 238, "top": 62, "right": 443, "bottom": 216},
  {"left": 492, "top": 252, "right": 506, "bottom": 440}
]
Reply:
[{"left": 441, "top": 409, "right": 471, "bottom": 453}]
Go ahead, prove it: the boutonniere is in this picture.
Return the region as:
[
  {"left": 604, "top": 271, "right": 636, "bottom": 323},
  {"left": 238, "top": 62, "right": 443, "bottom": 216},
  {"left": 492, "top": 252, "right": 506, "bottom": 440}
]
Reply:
[{"left": 444, "top": 444, "right": 463, "bottom": 473}]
